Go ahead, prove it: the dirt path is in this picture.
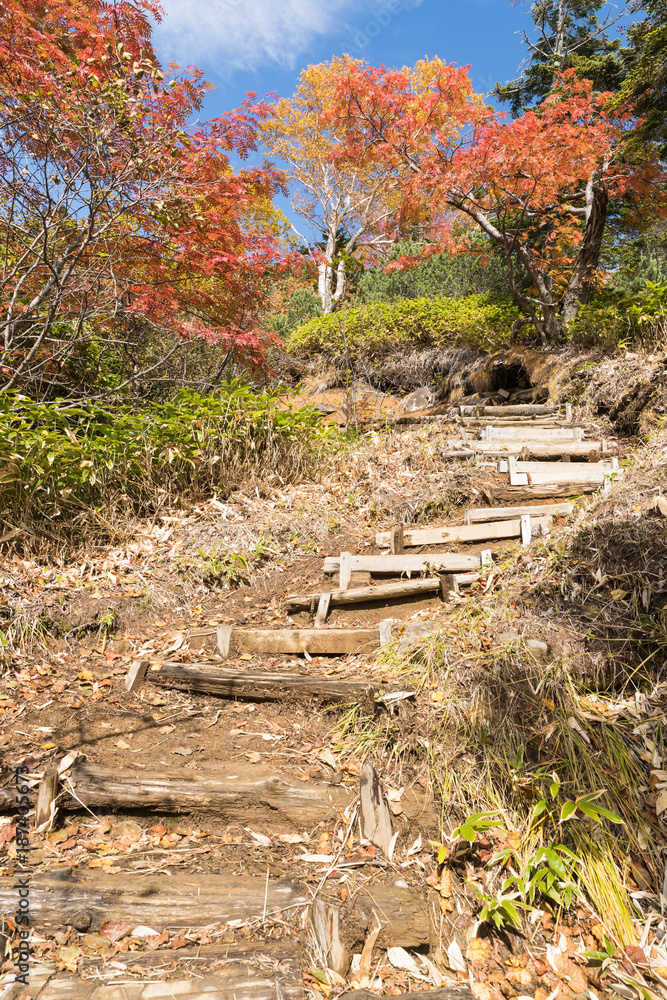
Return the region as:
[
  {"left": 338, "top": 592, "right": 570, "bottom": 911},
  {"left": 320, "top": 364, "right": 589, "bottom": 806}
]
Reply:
[{"left": 0, "top": 402, "right": 635, "bottom": 999}]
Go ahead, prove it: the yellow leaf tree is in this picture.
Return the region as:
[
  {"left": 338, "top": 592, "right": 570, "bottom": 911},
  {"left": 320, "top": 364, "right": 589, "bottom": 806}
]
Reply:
[{"left": 262, "top": 56, "right": 406, "bottom": 313}]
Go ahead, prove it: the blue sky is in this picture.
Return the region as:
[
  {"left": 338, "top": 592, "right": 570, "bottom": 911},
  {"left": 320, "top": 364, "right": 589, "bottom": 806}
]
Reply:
[
  {"left": 154, "top": 0, "right": 530, "bottom": 121},
  {"left": 150, "top": 0, "right": 630, "bottom": 243}
]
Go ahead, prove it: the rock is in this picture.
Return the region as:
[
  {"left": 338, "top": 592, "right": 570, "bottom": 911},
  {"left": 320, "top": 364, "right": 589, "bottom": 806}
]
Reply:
[
  {"left": 526, "top": 638, "right": 549, "bottom": 658},
  {"left": 402, "top": 387, "right": 435, "bottom": 413},
  {"left": 398, "top": 621, "right": 436, "bottom": 652},
  {"left": 655, "top": 496, "right": 667, "bottom": 517},
  {"left": 500, "top": 632, "right": 519, "bottom": 644},
  {"left": 314, "top": 402, "right": 336, "bottom": 415}
]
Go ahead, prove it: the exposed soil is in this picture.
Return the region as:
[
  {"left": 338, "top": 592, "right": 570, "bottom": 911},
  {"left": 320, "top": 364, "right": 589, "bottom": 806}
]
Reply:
[{"left": 0, "top": 366, "right": 665, "bottom": 1000}]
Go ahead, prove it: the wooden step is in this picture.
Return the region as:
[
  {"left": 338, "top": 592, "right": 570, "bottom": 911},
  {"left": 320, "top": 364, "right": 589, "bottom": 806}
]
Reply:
[
  {"left": 461, "top": 440, "right": 606, "bottom": 460},
  {"left": 25, "top": 945, "right": 306, "bottom": 1000},
  {"left": 489, "top": 482, "right": 601, "bottom": 500},
  {"left": 323, "top": 554, "right": 481, "bottom": 576},
  {"left": 61, "top": 760, "right": 354, "bottom": 827},
  {"left": 0, "top": 871, "right": 431, "bottom": 951},
  {"left": 215, "top": 625, "right": 388, "bottom": 658},
  {"left": 151, "top": 661, "right": 380, "bottom": 700},
  {"left": 502, "top": 457, "right": 618, "bottom": 486},
  {"left": 459, "top": 404, "right": 559, "bottom": 417},
  {"left": 288, "top": 577, "right": 444, "bottom": 611},
  {"left": 464, "top": 502, "right": 574, "bottom": 523},
  {"left": 480, "top": 425, "right": 581, "bottom": 441},
  {"left": 343, "top": 990, "right": 476, "bottom": 1000},
  {"left": 376, "top": 515, "right": 551, "bottom": 548}
]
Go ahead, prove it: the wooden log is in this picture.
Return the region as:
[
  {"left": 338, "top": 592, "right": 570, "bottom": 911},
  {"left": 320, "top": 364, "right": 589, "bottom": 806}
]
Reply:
[
  {"left": 237, "top": 626, "right": 383, "bottom": 656},
  {"left": 0, "top": 872, "right": 431, "bottom": 949},
  {"left": 360, "top": 762, "right": 393, "bottom": 856},
  {"left": 483, "top": 425, "right": 578, "bottom": 441},
  {"left": 35, "top": 767, "right": 59, "bottom": 833},
  {"left": 464, "top": 502, "right": 574, "bottom": 523},
  {"left": 323, "top": 554, "right": 481, "bottom": 575},
  {"left": 343, "top": 989, "right": 475, "bottom": 1000},
  {"left": 339, "top": 551, "right": 352, "bottom": 591},
  {"left": 390, "top": 524, "right": 404, "bottom": 554},
  {"left": 460, "top": 441, "right": 604, "bottom": 460},
  {"left": 0, "top": 786, "right": 16, "bottom": 812},
  {"left": 64, "top": 760, "right": 353, "bottom": 827},
  {"left": 479, "top": 404, "right": 559, "bottom": 417},
  {"left": 519, "top": 442, "right": 604, "bottom": 461},
  {"left": 39, "top": 959, "right": 306, "bottom": 1000},
  {"left": 489, "top": 482, "right": 599, "bottom": 501},
  {"left": 288, "top": 578, "right": 444, "bottom": 612},
  {"left": 375, "top": 516, "right": 552, "bottom": 548},
  {"left": 62, "top": 760, "right": 437, "bottom": 830},
  {"left": 314, "top": 592, "right": 331, "bottom": 627},
  {"left": 459, "top": 416, "right": 562, "bottom": 426},
  {"left": 153, "top": 662, "right": 378, "bottom": 701}
]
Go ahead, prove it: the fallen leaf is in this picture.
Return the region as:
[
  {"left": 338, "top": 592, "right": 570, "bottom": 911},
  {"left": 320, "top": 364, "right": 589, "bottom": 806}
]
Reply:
[
  {"left": 83, "top": 934, "right": 110, "bottom": 953},
  {"left": 100, "top": 921, "right": 133, "bottom": 943},
  {"left": 468, "top": 938, "right": 492, "bottom": 963},
  {"left": 387, "top": 946, "right": 428, "bottom": 980},
  {"left": 246, "top": 829, "right": 272, "bottom": 847},
  {"left": 116, "top": 739, "right": 131, "bottom": 750},
  {"left": 168, "top": 937, "right": 188, "bottom": 949},
  {"left": 171, "top": 747, "right": 192, "bottom": 757},
  {"left": 447, "top": 939, "right": 467, "bottom": 973},
  {"left": 58, "top": 946, "right": 81, "bottom": 972},
  {"left": 245, "top": 751, "right": 261, "bottom": 763}
]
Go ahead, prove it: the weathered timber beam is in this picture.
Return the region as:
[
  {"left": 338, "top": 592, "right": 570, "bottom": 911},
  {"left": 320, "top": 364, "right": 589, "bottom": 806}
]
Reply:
[
  {"left": 37, "top": 962, "right": 305, "bottom": 1000},
  {"left": 478, "top": 404, "right": 559, "bottom": 416},
  {"left": 464, "top": 503, "right": 574, "bottom": 523},
  {"left": 489, "top": 483, "right": 599, "bottom": 501},
  {"left": 153, "top": 662, "right": 377, "bottom": 700},
  {"left": 0, "top": 872, "right": 431, "bottom": 950},
  {"left": 215, "top": 626, "right": 384, "bottom": 658},
  {"left": 287, "top": 578, "right": 443, "bottom": 612},
  {"left": 64, "top": 760, "right": 353, "bottom": 826},
  {"left": 376, "top": 516, "right": 551, "bottom": 548},
  {"left": 323, "top": 554, "right": 481, "bottom": 575},
  {"left": 343, "top": 989, "right": 475, "bottom": 1000}
]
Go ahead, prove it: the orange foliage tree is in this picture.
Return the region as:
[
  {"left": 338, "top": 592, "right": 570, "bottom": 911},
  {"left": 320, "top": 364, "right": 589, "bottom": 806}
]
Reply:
[
  {"left": 328, "top": 62, "right": 666, "bottom": 343},
  {"left": 0, "top": 0, "right": 286, "bottom": 397},
  {"left": 262, "top": 57, "right": 421, "bottom": 314}
]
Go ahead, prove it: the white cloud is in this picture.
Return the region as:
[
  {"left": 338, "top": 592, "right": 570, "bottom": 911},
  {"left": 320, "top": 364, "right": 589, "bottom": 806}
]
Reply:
[{"left": 155, "top": 0, "right": 420, "bottom": 71}]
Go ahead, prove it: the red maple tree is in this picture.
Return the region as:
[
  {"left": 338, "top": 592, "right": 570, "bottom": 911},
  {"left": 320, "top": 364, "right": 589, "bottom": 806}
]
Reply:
[
  {"left": 0, "top": 0, "right": 286, "bottom": 396},
  {"left": 328, "top": 62, "right": 666, "bottom": 343}
]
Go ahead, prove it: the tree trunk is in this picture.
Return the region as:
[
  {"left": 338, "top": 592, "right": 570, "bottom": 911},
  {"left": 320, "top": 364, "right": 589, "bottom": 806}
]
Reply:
[{"left": 562, "top": 181, "right": 609, "bottom": 325}]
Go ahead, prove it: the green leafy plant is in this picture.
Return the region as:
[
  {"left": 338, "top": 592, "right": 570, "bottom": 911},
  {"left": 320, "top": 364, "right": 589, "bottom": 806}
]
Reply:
[
  {"left": 496, "top": 844, "right": 582, "bottom": 910},
  {"left": 451, "top": 810, "right": 504, "bottom": 846},
  {"left": 287, "top": 294, "right": 520, "bottom": 360},
  {"left": 477, "top": 885, "right": 530, "bottom": 929},
  {"left": 0, "top": 383, "right": 339, "bottom": 538}
]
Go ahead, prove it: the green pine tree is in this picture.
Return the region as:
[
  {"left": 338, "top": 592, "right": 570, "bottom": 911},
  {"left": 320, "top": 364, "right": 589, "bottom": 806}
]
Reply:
[{"left": 495, "top": 1, "right": 629, "bottom": 116}]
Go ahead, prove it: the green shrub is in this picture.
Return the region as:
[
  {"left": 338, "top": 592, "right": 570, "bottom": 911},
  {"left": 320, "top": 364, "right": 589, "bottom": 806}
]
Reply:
[
  {"left": 0, "top": 382, "right": 336, "bottom": 536},
  {"left": 569, "top": 282, "right": 667, "bottom": 350},
  {"left": 356, "top": 241, "right": 522, "bottom": 303},
  {"left": 287, "top": 294, "right": 519, "bottom": 360}
]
